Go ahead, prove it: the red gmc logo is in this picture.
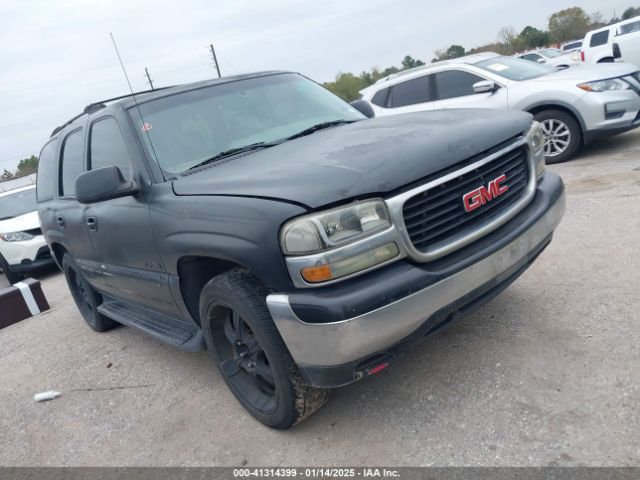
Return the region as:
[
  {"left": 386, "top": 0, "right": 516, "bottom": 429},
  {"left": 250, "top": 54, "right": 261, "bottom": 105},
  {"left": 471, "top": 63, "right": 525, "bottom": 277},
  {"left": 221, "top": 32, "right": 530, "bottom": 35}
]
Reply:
[{"left": 462, "top": 174, "right": 509, "bottom": 212}]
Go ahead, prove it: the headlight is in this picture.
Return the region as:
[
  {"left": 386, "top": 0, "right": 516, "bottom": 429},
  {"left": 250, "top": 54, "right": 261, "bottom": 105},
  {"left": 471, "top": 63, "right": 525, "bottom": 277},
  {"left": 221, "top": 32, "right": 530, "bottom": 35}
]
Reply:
[
  {"left": 577, "top": 78, "right": 630, "bottom": 92},
  {"left": 526, "top": 121, "right": 545, "bottom": 178},
  {"left": 0, "top": 231, "right": 34, "bottom": 242},
  {"left": 281, "top": 200, "right": 391, "bottom": 254}
]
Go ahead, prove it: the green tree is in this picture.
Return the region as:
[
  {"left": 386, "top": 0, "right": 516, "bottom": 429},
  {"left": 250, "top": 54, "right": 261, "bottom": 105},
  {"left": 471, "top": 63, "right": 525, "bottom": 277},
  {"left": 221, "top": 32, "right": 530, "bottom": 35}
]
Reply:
[
  {"left": 16, "top": 155, "right": 38, "bottom": 177},
  {"left": 323, "top": 72, "right": 368, "bottom": 102},
  {"left": 432, "top": 44, "right": 466, "bottom": 62},
  {"left": 622, "top": 7, "right": 640, "bottom": 20},
  {"left": 401, "top": 55, "right": 425, "bottom": 69},
  {"left": 548, "top": 7, "right": 591, "bottom": 43},
  {"left": 519, "top": 26, "right": 549, "bottom": 49}
]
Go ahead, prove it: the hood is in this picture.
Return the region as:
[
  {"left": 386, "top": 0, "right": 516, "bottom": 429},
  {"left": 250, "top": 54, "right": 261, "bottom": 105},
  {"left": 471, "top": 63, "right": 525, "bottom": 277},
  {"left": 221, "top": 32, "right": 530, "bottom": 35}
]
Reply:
[
  {"left": 0, "top": 211, "right": 40, "bottom": 234},
  {"left": 531, "top": 63, "right": 638, "bottom": 83},
  {"left": 172, "top": 109, "right": 532, "bottom": 209}
]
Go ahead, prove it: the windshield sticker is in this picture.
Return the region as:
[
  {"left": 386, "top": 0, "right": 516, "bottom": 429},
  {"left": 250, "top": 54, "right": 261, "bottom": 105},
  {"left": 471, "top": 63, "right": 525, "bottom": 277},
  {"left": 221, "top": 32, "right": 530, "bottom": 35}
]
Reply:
[
  {"left": 142, "top": 122, "right": 153, "bottom": 132},
  {"left": 486, "top": 63, "right": 509, "bottom": 72}
]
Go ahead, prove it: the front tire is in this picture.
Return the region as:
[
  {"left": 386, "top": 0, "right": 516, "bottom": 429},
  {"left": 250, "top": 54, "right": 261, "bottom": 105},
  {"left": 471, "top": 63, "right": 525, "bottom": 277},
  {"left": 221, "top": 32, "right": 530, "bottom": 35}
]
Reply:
[
  {"left": 199, "top": 268, "right": 329, "bottom": 429},
  {"left": 534, "top": 109, "right": 582, "bottom": 164},
  {"left": 62, "top": 254, "right": 116, "bottom": 332}
]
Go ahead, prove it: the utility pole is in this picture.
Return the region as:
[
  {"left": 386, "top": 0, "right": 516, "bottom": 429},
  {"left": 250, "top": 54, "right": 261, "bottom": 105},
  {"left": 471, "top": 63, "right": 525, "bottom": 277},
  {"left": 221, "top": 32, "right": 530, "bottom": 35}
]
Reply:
[
  {"left": 144, "top": 67, "right": 155, "bottom": 90},
  {"left": 209, "top": 44, "right": 221, "bottom": 78}
]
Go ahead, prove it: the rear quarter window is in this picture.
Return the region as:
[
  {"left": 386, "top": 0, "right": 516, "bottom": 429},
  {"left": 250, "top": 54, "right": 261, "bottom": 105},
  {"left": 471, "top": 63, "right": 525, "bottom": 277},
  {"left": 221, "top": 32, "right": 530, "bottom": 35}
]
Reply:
[
  {"left": 590, "top": 30, "right": 609, "bottom": 47},
  {"left": 36, "top": 140, "right": 58, "bottom": 202},
  {"left": 371, "top": 88, "right": 390, "bottom": 107}
]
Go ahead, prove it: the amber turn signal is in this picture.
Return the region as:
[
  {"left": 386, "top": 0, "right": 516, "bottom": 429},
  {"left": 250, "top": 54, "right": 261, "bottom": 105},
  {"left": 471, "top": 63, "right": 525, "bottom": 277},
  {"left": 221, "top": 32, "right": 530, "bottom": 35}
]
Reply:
[{"left": 300, "top": 264, "right": 333, "bottom": 283}]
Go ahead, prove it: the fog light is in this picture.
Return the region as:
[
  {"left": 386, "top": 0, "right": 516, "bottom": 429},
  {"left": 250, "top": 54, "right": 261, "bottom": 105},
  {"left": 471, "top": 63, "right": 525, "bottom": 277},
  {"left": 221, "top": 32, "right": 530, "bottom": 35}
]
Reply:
[{"left": 300, "top": 242, "right": 399, "bottom": 283}]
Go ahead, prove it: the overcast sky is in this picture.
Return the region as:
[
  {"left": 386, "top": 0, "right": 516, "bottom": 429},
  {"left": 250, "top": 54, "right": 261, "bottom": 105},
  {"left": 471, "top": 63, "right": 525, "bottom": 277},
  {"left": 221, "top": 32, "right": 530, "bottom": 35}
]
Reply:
[{"left": 0, "top": 0, "right": 629, "bottom": 171}]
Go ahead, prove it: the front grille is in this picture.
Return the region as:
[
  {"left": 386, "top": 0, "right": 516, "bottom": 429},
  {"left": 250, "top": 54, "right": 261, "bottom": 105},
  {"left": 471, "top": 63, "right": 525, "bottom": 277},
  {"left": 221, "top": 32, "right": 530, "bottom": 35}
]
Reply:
[{"left": 403, "top": 146, "right": 529, "bottom": 253}]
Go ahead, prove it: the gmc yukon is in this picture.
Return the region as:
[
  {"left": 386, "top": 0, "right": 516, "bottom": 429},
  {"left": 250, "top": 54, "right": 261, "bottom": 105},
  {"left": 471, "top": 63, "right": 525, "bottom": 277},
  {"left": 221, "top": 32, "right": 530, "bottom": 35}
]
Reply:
[{"left": 37, "top": 72, "right": 565, "bottom": 428}]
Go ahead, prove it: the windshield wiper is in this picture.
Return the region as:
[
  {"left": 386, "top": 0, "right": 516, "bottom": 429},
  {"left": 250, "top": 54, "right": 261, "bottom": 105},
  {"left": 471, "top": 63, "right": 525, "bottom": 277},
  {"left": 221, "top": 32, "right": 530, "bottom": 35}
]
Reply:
[
  {"left": 187, "top": 142, "right": 275, "bottom": 171},
  {"left": 284, "top": 120, "right": 357, "bottom": 141}
]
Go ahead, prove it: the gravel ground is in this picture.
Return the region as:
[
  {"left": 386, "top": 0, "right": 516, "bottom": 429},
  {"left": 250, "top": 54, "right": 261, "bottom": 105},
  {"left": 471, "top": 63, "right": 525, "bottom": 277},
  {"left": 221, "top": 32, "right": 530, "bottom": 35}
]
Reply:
[{"left": 0, "top": 131, "right": 639, "bottom": 466}]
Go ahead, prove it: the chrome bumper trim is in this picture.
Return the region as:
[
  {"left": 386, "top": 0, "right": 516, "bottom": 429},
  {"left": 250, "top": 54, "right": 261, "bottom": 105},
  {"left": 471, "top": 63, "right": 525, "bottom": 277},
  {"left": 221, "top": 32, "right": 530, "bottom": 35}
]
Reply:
[{"left": 267, "top": 190, "right": 565, "bottom": 367}]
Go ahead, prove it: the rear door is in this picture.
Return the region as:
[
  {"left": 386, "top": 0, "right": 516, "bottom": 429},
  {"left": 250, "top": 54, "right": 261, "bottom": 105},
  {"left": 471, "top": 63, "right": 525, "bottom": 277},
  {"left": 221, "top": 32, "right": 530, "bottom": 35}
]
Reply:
[
  {"left": 83, "top": 114, "right": 181, "bottom": 317},
  {"left": 54, "top": 127, "right": 106, "bottom": 287},
  {"left": 372, "top": 74, "right": 434, "bottom": 116},
  {"left": 430, "top": 68, "right": 509, "bottom": 111}
]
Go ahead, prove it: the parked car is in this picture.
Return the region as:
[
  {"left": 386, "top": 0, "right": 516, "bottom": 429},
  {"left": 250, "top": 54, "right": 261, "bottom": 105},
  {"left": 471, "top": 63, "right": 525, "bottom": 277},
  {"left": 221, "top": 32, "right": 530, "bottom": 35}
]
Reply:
[
  {"left": 0, "top": 185, "right": 54, "bottom": 283},
  {"left": 38, "top": 71, "right": 565, "bottom": 428},
  {"left": 612, "top": 17, "right": 640, "bottom": 66},
  {"left": 561, "top": 40, "right": 583, "bottom": 53},
  {"left": 517, "top": 48, "right": 579, "bottom": 69},
  {"left": 360, "top": 53, "right": 640, "bottom": 163}
]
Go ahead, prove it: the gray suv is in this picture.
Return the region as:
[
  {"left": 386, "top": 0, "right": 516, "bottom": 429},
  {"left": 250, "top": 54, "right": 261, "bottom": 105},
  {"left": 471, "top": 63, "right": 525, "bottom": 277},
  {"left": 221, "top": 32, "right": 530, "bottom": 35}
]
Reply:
[
  {"left": 37, "top": 71, "right": 564, "bottom": 428},
  {"left": 361, "top": 53, "right": 640, "bottom": 163}
]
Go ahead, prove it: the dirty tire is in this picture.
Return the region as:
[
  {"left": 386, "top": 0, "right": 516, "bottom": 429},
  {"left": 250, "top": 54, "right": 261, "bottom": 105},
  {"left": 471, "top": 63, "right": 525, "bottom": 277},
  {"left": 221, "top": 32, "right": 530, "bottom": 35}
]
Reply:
[
  {"left": 0, "top": 253, "right": 24, "bottom": 284},
  {"left": 200, "top": 268, "right": 330, "bottom": 429},
  {"left": 62, "top": 253, "right": 116, "bottom": 332},
  {"left": 534, "top": 109, "right": 582, "bottom": 164}
]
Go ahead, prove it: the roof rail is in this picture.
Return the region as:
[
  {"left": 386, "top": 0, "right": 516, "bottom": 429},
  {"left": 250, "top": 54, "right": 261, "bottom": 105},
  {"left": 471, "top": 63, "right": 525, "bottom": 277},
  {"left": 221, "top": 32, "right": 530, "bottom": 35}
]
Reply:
[{"left": 50, "top": 86, "right": 175, "bottom": 138}]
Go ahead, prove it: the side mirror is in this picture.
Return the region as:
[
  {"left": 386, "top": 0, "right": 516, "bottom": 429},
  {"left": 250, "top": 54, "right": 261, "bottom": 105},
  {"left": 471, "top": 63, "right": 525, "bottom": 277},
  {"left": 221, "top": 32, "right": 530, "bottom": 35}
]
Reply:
[
  {"left": 350, "top": 99, "right": 375, "bottom": 118},
  {"left": 75, "top": 166, "right": 138, "bottom": 204},
  {"left": 613, "top": 43, "right": 622, "bottom": 59},
  {"left": 537, "top": 58, "right": 546, "bottom": 64},
  {"left": 472, "top": 80, "right": 497, "bottom": 94}
]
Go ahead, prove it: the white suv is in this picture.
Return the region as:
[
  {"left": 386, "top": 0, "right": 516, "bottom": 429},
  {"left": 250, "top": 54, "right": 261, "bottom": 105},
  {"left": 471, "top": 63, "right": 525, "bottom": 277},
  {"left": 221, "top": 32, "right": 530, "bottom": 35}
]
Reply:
[
  {"left": 581, "top": 16, "right": 640, "bottom": 65},
  {"left": 359, "top": 53, "right": 640, "bottom": 163},
  {"left": 0, "top": 185, "right": 54, "bottom": 283}
]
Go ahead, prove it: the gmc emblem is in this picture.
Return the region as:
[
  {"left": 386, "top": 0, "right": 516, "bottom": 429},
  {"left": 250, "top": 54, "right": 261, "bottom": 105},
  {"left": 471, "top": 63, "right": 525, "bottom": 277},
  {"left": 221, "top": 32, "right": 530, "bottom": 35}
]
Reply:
[{"left": 462, "top": 174, "right": 509, "bottom": 212}]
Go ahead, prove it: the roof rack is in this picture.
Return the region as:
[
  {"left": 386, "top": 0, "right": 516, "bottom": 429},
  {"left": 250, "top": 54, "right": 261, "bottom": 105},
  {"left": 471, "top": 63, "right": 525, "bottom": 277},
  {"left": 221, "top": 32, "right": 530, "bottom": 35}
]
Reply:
[{"left": 50, "top": 86, "right": 175, "bottom": 137}]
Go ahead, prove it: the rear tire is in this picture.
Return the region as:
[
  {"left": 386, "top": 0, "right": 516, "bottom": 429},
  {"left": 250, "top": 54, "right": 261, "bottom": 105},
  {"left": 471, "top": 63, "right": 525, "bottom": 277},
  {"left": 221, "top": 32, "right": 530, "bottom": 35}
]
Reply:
[
  {"left": 0, "top": 254, "right": 24, "bottom": 285},
  {"left": 62, "top": 254, "right": 116, "bottom": 332},
  {"left": 534, "top": 109, "right": 582, "bottom": 164},
  {"left": 199, "top": 268, "right": 329, "bottom": 429}
]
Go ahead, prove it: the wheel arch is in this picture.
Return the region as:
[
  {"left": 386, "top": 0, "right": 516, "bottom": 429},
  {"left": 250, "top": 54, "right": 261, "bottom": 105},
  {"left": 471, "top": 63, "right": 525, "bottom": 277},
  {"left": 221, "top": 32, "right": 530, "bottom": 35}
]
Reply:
[
  {"left": 177, "top": 255, "right": 249, "bottom": 326},
  {"left": 49, "top": 242, "right": 68, "bottom": 270},
  {"left": 525, "top": 102, "right": 586, "bottom": 134}
]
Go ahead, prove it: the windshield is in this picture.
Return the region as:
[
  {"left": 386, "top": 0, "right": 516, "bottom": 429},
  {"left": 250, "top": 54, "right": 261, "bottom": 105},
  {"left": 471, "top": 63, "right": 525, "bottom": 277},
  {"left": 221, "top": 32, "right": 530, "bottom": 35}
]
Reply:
[
  {"left": 474, "top": 56, "right": 554, "bottom": 81},
  {"left": 132, "top": 73, "right": 365, "bottom": 173},
  {"left": 0, "top": 187, "right": 37, "bottom": 220},
  {"left": 540, "top": 48, "right": 564, "bottom": 58}
]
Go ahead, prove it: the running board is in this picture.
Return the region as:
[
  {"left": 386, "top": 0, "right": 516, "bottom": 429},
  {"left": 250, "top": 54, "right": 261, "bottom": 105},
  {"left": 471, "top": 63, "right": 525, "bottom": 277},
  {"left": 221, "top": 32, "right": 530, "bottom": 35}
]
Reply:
[{"left": 98, "top": 300, "right": 204, "bottom": 351}]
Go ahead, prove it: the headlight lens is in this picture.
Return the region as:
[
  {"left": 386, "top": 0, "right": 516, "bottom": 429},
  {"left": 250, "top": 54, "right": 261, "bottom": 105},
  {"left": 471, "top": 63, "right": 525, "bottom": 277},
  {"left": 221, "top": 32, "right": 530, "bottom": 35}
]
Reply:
[
  {"left": 281, "top": 200, "right": 391, "bottom": 254},
  {"left": 577, "top": 79, "right": 630, "bottom": 92},
  {"left": 0, "top": 231, "right": 34, "bottom": 242},
  {"left": 526, "top": 121, "right": 545, "bottom": 178}
]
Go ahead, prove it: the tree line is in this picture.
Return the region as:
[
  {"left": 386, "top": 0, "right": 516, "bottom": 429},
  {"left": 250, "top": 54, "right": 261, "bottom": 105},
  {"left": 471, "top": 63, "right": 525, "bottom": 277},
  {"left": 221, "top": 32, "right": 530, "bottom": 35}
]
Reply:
[
  {"left": 1, "top": 155, "right": 39, "bottom": 182},
  {"left": 324, "top": 5, "right": 640, "bottom": 102}
]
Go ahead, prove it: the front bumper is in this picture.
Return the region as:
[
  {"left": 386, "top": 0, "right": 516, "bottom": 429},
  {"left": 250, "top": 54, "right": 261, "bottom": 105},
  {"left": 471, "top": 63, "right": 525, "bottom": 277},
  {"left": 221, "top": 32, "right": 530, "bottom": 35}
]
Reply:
[
  {"left": 1, "top": 236, "right": 54, "bottom": 272},
  {"left": 267, "top": 173, "right": 565, "bottom": 387},
  {"left": 577, "top": 88, "right": 640, "bottom": 143}
]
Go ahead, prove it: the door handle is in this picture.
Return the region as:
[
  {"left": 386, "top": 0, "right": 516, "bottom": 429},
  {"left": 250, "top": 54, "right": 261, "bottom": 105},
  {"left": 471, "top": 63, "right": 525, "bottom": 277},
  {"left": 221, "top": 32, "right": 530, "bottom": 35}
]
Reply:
[
  {"left": 86, "top": 217, "right": 98, "bottom": 232},
  {"left": 56, "top": 216, "right": 65, "bottom": 228}
]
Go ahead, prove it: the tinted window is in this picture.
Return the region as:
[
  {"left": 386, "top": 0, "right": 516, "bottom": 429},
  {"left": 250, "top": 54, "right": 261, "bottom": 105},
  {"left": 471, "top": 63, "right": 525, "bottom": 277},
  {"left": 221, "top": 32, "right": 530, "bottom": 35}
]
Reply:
[
  {"left": 371, "top": 88, "right": 389, "bottom": 107},
  {"left": 521, "top": 54, "right": 542, "bottom": 62},
  {"left": 388, "top": 76, "right": 429, "bottom": 108},
  {"left": 434, "top": 70, "right": 485, "bottom": 100},
  {"left": 590, "top": 30, "right": 609, "bottom": 47},
  {"left": 36, "top": 141, "right": 57, "bottom": 202},
  {"left": 562, "top": 41, "right": 581, "bottom": 51},
  {"left": 0, "top": 188, "right": 37, "bottom": 220},
  {"left": 90, "top": 117, "right": 132, "bottom": 177},
  {"left": 60, "top": 129, "right": 85, "bottom": 197},
  {"left": 620, "top": 21, "right": 640, "bottom": 35}
]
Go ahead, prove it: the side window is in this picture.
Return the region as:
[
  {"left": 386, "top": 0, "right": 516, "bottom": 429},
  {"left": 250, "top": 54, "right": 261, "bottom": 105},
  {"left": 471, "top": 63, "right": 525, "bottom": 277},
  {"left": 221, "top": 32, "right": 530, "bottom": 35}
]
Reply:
[
  {"left": 89, "top": 117, "right": 132, "bottom": 178},
  {"left": 620, "top": 21, "right": 640, "bottom": 35},
  {"left": 371, "top": 88, "right": 390, "bottom": 107},
  {"left": 590, "top": 30, "right": 609, "bottom": 47},
  {"left": 60, "top": 129, "right": 85, "bottom": 197},
  {"left": 36, "top": 141, "right": 58, "bottom": 202},
  {"left": 521, "top": 54, "right": 541, "bottom": 62},
  {"left": 434, "top": 70, "right": 485, "bottom": 100},
  {"left": 388, "top": 76, "right": 429, "bottom": 108}
]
